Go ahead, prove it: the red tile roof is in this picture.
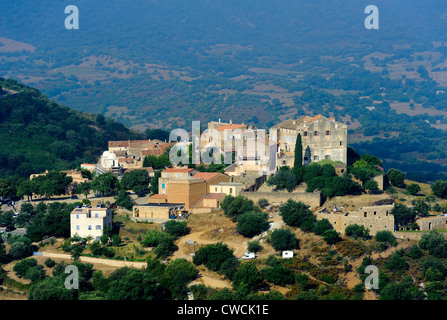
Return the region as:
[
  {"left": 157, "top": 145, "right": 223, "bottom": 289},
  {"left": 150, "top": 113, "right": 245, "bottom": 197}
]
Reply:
[
  {"left": 311, "top": 114, "right": 324, "bottom": 122},
  {"left": 193, "top": 172, "right": 224, "bottom": 181},
  {"left": 149, "top": 194, "right": 168, "bottom": 199}
]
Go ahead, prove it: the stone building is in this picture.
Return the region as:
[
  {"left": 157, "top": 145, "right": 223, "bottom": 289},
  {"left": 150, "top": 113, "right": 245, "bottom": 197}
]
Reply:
[
  {"left": 270, "top": 114, "right": 348, "bottom": 165},
  {"left": 316, "top": 204, "right": 395, "bottom": 235},
  {"left": 416, "top": 215, "right": 447, "bottom": 231},
  {"left": 133, "top": 203, "right": 187, "bottom": 221}
]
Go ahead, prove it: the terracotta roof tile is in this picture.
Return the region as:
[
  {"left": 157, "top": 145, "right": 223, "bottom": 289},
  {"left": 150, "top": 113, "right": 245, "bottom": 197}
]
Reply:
[{"left": 193, "top": 172, "right": 223, "bottom": 181}]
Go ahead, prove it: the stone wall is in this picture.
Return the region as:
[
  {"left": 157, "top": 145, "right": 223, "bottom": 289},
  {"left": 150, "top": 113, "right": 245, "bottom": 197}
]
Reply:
[
  {"left": 416, "top": 215, "right": 447, "bottom": 231},
  {"left": 240, "top": 189, "right": 322, "bottom": 208},
  {"left": 316, "top": 205, "right": 395, "bottom": 235}
]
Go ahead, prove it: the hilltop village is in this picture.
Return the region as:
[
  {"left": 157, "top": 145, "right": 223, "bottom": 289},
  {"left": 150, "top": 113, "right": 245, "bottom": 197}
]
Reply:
[
  {"left": 2, "top": 114, "right": 447, "bottom": 301},
  {"left": 65, "top": 115, "right": 444, "bottom": 239}
]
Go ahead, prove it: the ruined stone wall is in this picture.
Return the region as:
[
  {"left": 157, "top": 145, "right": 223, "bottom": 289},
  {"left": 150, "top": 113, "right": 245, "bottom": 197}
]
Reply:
[{"left": 316, "top": 205, "right": 395, "bottom": 235}]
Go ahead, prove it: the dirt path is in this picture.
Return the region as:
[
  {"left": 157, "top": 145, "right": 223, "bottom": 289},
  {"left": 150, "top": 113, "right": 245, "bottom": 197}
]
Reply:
[{"left": 38, "top": 252, "right": 147, "bottom": 269}]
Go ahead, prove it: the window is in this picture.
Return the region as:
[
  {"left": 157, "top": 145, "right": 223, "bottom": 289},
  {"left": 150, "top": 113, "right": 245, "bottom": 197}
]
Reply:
[
  {"left": 364, "top": 212, "right": 367, "bottom": 218},
  {"left": 304, "top": 131, "right": 308, "bottom": 136},
  {"left": 325, "top": 155, "right": 331, "bottom": 160},
  {"left": 326, "top": 130, "right": 330, "bottom": 136},
  {"left": 230, "top": 188, "right": 233, "bottom": 194},
  {"left": 339, "top": 141, "right": 342, "bottom": 146},
  {"left": 96, "top": 225, "right": 101, "bottom": 230},
  {"left": 76, "top": 225, "right": 79, "bottom": 230},
  {"left": 314, "top": 131, "right": 318, "bottom": 136},
  {"left": 162, "top": 183, "right": 165, "bottom": 189},
  {"left": 76, "top": 214, "right": 79, "bottom": 219},
  {"left": 215, "top": 187, "right": 218, "bottom": 192},
  {"left": 95, "top": 213, "right": 98, "bottom": 218},
  {"left": 313, "top": 156, "right": 319, "bottom": 161},
  {"left": 88, "top": 225, "right": 92, "bottom": 230}
]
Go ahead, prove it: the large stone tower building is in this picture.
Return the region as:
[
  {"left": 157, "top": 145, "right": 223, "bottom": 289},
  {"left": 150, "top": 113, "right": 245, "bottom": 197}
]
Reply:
[{"left": 270, "top": 114, "right": 348, "bottom": 165}]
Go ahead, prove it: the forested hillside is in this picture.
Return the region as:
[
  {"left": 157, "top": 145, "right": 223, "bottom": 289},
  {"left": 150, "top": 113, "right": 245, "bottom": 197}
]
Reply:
[
  {"left": 2, "top": 1, "right": 447, "bottom": 181},
  {"left": 0, "top": 78, "right": 144, "bottom": 178}
]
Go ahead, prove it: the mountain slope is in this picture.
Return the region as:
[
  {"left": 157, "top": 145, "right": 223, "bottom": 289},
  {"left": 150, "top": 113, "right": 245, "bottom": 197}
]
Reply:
[{"left": 0, "top": 78, "right": 145, "bottom": 178}]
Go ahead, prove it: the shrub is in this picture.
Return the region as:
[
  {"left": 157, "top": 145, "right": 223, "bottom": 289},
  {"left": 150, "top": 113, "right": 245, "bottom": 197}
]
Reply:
[
  {"left": 406, "top": 183, "right": 421, "bottom": 195},
  {"left": 322, "top": 229, "right": 341, "bottom": 245},
  {"left": 375, "top": 230, "right": 397, "bottom": 247},
  {"left": 236, "top": 211, "right": 269, "bottom": 237},
  {"left": 279, "top": 199, "right": 315, "bottom": 229},
  {"left": 247, "top": 241, "right": 263, "bottom": 253},
  {"left": 262, "top": 265, "right": 295, "bottom": 286},
  {"left": 220, "top": 195, "right": 259, "bottom": 221},
  {"left": 386, "top": 168, "right": 405, "bottom": 188},
  {"left": 386, "top": 250, "right": 409, "bottom": 271},
  {"left": 431, "top": 180, "right": 447, "bottom": 199},
  {"left": 193, "top": 242, "right": 235, "bottom": 272},
  {"left": 345, "top": 224, "right": 370, "bottom": 239},
  {"left": 313, "top": 219, "right": 333, "bottom": 235},
  {"left": 164, "top": 220, "right": 189, "bottom": 238},
  {"left": 44, "top": 258, "right": 56, "bottom": 268},
  {"left": 270, "top": 229, "right": 297, "bottom": 251},
  {"left": 257, "top": 198, "right": 269, "bottom": 209},
  {"left": 419, "top": 231, "right": 447, "bottom": 258},
  {"left": 406, "top": 245, "right": 423, "bottom": 259},
  {"left": 13, "top": 258, "right": 38, "bottom": 278}
]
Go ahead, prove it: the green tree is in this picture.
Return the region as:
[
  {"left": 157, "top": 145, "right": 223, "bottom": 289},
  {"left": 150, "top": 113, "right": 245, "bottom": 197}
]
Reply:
[
  {"left": 419, "top": 231, "right": 447, "bottom": 258},
  {"left": 161, "top": 258, "right": 197, "bottom": 299},
  {"left": 16, "top": 179, "right": 34, "bottom": 201},
  {"left": 91, "top": 172, "right": 119, "bottom": 197},
  {"left": 154, "top": 237, "right": 178, "bottom": 258},
  {"left": 236, "top": 211, "right": 269, "bottom": 237},
  {"left": 345, "top": 224, "right": 370, "bottom": 239},
  {"left": 220, "top": 195, "right": 258, "bottom": 221},
  {"left": 313, "top": 218, "right": 333, "bottom": 235},
  {"left": 279, "top": 199, "right": 315, "bottom": 229},
  {"left": 364, "top": 179, "right": 379, "bottom": 193},
  {"left": 386, "top": 168, "right": 405, "bottom": 188},
  {"left": 111, "top": 235, "right": 122, "bottom": 246},
  {"left": 143, "top": 154, "right": 171, "bottom": 170},
  {"left": 431, "top": 180, "right": 447, "bottom": 199},
  {"left": 266, "top": 166, "right": 298, "bottom": 192},
  {"left": 294, "top": 133, "right": 303, "bottom": 171},
  {"left": 262, "top": 265, "right": 295, "bottom": 286},
  {"left": 164, "top": 220, "right": 189, "bottom": 238},
  {"left": 391, "top": 203, "right": 416, "bottom": 229},
  {"left": 76, "top": 182, "right": 91, "bottom": 199},
  {"left": 270, "top": 229, "right": 296, "bottom": 251},
  {"left": 375, "top": 230, "right": 397, "bottom": 249},
  {"left": 386, "top": 250, "right": 409, "bottom": 271},
  {"left": 105, "top": 267, "right": 161, "bottom": 300},
  {"left": 120, "top": 169, "right": 150, "bottom": 195},
  {"left": 115, "top": 189, "right": 133, "bottom": 210},
  {"left": 193, "top": 242, "right": 235, "bottom": 272},
  {"left": 233, "top": 261, "right": 264, "bottom": 293},
  {"left": 406, "top": 183, "right": 421, "bottom": 195},
  {"left": 150, "top": 170, "right": 161, "bottom": 194},
  {"left": 28, "top": 276, "right": 76, "bottom": 300},
  {"left": 322, "top": 229, "right": 341, "bottom": 244},
  {"left": 247, "top": 241, "right": 263, "bottom": 253}
]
